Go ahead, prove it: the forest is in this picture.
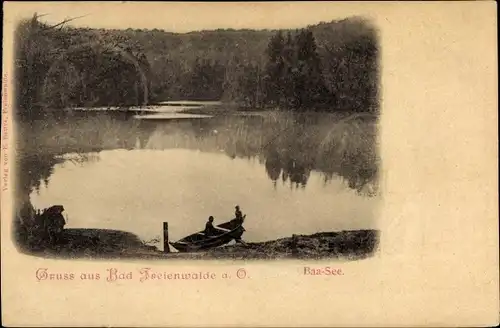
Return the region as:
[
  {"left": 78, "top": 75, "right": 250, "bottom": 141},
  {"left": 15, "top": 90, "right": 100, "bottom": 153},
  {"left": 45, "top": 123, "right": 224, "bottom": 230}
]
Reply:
[{"left": 15, "top": 14, "right": 379, "bottom": 119}]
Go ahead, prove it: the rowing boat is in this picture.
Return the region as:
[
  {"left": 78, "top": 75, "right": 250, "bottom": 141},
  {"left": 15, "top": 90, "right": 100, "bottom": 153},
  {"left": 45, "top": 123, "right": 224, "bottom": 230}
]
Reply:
[{"left": 169, "top": 216, "right": 246, "bottom": 252}]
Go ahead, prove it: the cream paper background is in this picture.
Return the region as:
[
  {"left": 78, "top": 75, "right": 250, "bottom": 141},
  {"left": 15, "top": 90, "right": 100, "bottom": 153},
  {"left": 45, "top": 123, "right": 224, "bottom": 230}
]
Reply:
[{"left": 1, "top": 2, "right": 498, "bottom": 327}]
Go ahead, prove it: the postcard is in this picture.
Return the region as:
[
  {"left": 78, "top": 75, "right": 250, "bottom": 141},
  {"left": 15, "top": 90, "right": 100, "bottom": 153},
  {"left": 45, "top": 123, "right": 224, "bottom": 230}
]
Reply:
[{"left": 1, "top": 2, "right": 498, "bottom": 327}]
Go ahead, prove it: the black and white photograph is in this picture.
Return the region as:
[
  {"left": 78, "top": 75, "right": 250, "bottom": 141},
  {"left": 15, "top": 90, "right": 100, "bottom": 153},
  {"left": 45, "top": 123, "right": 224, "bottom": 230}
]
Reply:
[
  {"left": 2, "top": 2, "right": 498, "bottom": 327},
  {"left": 13, "top": 4, "right": 380, "bottom": 261}
]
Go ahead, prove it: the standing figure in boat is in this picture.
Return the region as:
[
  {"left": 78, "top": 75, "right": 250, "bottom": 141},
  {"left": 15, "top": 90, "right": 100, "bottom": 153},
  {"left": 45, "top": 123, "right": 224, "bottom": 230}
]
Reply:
[
  {"left": 235, "top": 205, "right": 243, "bottom": 220},
  {"left": 204, "top": 216, "right": 217, "bottom": 236},
  {"left": 233, "top": 205, "right": 246, "bottom": 244},
  {"left": 234, "top": 205, "right": 245, "bottom": 224}
]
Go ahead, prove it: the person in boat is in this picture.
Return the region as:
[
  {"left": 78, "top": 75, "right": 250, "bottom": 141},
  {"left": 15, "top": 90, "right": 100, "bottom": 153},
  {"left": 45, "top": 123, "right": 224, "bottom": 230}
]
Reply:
[
  {"left": 204, "top": 216, "right": 217, "bottom": 236},
  {"left": 235, "top": 206, "right": 242, "bottom": 219},
  {"left": 233, "top": 206, "right": 246, "bottom": 244},
  {"left": 234, "top": 205, "right": 245, "bottom": 223}
]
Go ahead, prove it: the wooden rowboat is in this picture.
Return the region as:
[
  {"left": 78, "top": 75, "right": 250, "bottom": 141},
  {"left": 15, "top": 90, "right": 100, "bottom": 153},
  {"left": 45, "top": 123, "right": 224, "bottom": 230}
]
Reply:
[{"left": 169, "top": 216, "right": 246, "bottom": 252}]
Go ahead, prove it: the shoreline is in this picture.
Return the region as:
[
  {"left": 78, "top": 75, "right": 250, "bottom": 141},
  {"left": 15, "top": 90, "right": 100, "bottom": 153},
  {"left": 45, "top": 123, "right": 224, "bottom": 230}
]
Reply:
[
  {"left": 47, "top": 102, "right": 379, "bottom": 118},
  {"left": 16, "top": 228, "right": 379, "bottom": 261}
]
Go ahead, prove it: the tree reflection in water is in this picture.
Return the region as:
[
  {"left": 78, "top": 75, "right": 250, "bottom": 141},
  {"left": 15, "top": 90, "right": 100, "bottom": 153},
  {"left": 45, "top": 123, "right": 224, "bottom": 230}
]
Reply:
[{"left": 14, "top": 111, "right": 379, "bottom": 250}]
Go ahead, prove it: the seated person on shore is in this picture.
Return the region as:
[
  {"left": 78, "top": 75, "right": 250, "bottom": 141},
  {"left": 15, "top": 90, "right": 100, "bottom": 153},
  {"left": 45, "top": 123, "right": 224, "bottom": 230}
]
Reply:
[
  {"left": 45, "top": 205, "right": 66, "bottom": 243},
  {"left": 204, "top": 216, "right": 217, "bottom": 236}
]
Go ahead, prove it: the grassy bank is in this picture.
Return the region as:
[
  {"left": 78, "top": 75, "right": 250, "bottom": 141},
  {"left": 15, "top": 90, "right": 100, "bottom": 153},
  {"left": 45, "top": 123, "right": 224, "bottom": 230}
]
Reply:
[
  {"left": 202, "top": 229, "right": 379, "bottom": 260},
  {"left": 18, "top": 228, "right": 379, "bottom": 261}
]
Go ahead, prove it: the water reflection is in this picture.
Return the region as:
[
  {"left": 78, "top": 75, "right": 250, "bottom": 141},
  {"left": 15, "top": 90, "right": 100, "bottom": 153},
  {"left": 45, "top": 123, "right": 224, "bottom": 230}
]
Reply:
[
  {"left": 28, "top": 149, "right": 378, "bottom": 244},
  {"left": 264, "top": 151, "right": 311, "bottom": 189},
  {"left": 15, "top": 153, "right": 101, "bottom": 225},
  {"left": 15, "top": 111, "right": 379, "bottom": 247},
  {"left": 16, "top": 111, "right": 378, "bottom": 194}
]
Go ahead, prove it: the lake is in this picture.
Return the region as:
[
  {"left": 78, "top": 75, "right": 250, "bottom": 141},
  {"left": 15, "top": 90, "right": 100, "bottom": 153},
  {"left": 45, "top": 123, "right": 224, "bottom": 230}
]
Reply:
[{"left": 17, "top": 108, "right": 380, "bottom": 250}]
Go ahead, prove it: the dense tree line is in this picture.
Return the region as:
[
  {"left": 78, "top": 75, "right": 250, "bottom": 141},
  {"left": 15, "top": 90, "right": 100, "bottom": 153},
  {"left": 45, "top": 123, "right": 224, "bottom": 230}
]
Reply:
[
  {"left": 15, "top": 14, "right": 152, "bottom": 119},
  {"left": 181, "top": 58, "right": 225, "bottom": 100},
  {"left": 262, "top": 29, "right": 330, "bottom": 110},
  {"left": 236, "top": 25, "right": 378, "bottom": 112},
  {"left": 15, "top": 14, "right": 379, "bottom": 117}
]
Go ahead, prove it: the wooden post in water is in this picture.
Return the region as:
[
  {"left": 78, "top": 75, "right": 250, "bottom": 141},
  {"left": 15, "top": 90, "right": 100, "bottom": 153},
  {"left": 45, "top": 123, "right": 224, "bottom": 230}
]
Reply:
[{"left": 163, "top": 222, "right": 170, "bottom": 253}]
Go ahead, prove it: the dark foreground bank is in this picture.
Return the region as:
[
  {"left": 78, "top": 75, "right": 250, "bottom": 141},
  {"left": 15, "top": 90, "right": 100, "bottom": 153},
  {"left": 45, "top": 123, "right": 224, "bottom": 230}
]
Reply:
[{"left": 16, "top": 227, "right": 379, "bottom": 261}]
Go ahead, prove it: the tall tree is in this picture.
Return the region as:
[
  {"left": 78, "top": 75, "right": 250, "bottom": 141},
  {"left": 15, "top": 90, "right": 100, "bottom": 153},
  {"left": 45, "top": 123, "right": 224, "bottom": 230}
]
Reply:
[
  {"left": 282, "top": 31, "right": 296, "bottom": 108},
  {"left": 263, "top": 31, "right": 285, "bottom": 108},
  {"left": 235, "top": 62, "right": 261, "bottom": 108},
  {"left": 15, "top": 14, "right": 55, "bottom": 119},
  {"left": 291, "top": 29, "right": 328, "bottom": 111}
]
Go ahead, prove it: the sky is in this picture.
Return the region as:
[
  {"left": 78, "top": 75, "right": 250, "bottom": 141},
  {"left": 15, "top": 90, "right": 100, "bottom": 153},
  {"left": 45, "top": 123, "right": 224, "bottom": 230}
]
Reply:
[{"left": 4, "top": 2, "right": 378, "bottom": 33}]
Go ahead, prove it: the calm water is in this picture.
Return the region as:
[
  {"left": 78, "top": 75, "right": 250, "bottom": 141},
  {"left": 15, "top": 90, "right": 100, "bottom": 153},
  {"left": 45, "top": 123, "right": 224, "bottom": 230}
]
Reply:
[{"left": 20, "top": 109, "right": 380, "bottom": 249}]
